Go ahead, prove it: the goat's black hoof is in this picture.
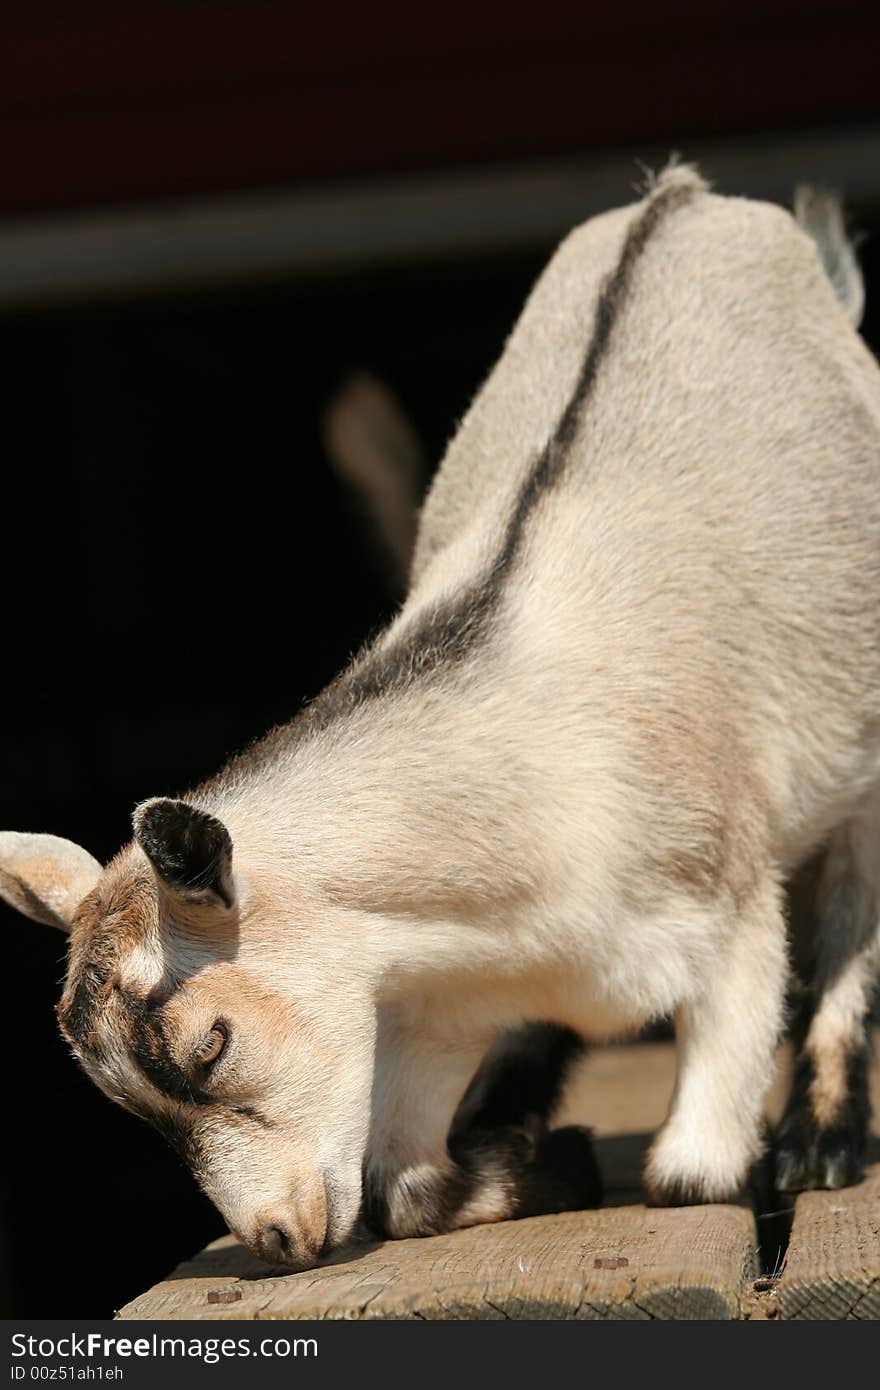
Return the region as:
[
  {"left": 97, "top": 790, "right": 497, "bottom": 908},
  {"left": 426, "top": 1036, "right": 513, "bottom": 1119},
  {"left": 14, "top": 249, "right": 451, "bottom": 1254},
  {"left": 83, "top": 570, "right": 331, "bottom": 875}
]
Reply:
[
  {"left": 814, "top": 1126, "right": 864, "bottom": 1189},
  {"left": 773, "top": 1142, "right": 810, "bottom": 1194},
  {"left": 522, "top": 1123, "right": 603, "bottom": 1214},
  {"left": 773, "top": 1122, "right": 864, "bottom": 1192}
]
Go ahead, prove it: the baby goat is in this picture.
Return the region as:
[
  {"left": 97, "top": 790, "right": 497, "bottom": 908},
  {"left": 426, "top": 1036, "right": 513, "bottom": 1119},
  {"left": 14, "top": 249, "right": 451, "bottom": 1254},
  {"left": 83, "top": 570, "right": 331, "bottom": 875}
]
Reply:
[{"left": 2, "top": 166, "right": 878, "bottom": 1269}]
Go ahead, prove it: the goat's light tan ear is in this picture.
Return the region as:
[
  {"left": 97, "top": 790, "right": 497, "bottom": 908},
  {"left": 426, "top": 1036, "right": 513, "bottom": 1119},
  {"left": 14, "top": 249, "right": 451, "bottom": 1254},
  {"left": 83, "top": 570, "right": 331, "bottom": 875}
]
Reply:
[
  {"left": 0, "top": 832, "right": 102, "bottom": 931},
  {"left": 133, "top": 798, "right": 235, "bottom": 911}
]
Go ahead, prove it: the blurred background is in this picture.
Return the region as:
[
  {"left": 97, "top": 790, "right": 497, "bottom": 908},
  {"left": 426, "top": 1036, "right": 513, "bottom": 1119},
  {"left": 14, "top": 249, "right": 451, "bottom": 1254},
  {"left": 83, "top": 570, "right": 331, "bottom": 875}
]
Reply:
[{"left": 2, "top": 0, "right": 880, "bottom": 1317}]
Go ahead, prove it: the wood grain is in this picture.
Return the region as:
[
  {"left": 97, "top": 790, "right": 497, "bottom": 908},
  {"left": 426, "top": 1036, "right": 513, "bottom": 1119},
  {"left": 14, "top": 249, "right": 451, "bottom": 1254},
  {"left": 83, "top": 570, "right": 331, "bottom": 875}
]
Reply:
[
  {"left": 117, "top": 1203, "right": 757, "bottom": 1321},
  {"left": 778, "top": 1164, "right": 880, "bottom": 1319}
]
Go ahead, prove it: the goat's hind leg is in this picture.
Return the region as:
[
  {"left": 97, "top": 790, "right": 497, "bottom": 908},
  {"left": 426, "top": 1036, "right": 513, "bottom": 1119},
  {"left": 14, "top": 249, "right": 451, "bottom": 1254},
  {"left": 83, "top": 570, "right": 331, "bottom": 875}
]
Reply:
[{"left": 774, "top": 803, "right": 879, "bottom": 1191}]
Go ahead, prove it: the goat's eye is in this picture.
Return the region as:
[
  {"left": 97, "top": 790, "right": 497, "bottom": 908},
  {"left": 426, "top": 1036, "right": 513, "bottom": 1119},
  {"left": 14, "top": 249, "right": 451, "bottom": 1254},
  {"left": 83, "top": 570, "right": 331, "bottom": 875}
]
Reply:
[{"left": 194, "top": 1021, "right": 228, "bottom": 1068}]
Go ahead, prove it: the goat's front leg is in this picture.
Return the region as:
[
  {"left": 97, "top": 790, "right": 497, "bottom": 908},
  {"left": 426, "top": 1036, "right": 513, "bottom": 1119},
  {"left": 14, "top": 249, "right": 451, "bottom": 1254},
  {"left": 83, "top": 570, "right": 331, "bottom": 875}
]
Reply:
[
  {"left": 363, "top": 1009, "right": 487, "bottom": 1238},
  {"left": 364, "top": 1010, "right": 600, "bottom": 1238},
  {"left": 645, "top": 879, "right": 787, "bottom": 1203}
]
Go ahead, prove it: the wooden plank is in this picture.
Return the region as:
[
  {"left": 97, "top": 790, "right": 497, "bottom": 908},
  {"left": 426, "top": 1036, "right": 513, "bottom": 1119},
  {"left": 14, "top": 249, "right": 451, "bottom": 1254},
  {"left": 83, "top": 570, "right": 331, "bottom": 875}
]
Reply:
[
  {"left": 778, "top": 1163, "right": 880, "bottom": 1319},
  {"left": 117, "top": 1203, "right": 757, "bottom": 1321}
]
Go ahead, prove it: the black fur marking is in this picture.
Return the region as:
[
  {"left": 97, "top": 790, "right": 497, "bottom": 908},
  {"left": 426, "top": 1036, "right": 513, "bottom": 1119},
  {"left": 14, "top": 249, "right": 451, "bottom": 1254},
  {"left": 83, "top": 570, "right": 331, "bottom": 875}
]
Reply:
[
  {"left": 774, "top": 1041, "right": 871, "bottom": 1192},
  {"left": 134, "top": 800, "right": 233, "bottom": 908},
  {"left": 449, "top": 1022, "right": 584, "bottom": 1142},
  {"left": 510, "top": 1125, "right": 602, "bottom": 1217},
  {"left": 360, "top": 1168, "right": 391, "bottom": 1238},
  {"left": 216, "top": 177, "right": 698, "bottom": 784},
  {"left": 123, "top": 989, "right": 214, "bottom": 1106}
]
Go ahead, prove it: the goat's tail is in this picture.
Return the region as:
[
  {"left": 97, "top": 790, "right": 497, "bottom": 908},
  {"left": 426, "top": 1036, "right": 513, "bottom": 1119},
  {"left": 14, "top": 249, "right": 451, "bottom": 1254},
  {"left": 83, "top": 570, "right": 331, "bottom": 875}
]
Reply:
[
  {"left": 321, "top": 372, "right": 427, "bottom": 597},
  {"left": 794, "top": 186, "right": 865, "bottom": 328}
]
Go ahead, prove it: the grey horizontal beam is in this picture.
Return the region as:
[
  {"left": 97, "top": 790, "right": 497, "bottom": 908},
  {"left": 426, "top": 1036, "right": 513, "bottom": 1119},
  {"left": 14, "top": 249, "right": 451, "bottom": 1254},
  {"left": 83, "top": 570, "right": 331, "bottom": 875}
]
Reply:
[{"left": 0, "top": 124, "right": 878, "bottom": 308}]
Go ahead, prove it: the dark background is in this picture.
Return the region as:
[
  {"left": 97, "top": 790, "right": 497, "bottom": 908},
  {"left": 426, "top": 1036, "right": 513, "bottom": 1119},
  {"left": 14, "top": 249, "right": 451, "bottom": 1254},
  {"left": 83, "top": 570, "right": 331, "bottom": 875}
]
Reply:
[{"left": 2, "top": 1, "right": 880, "bottom": 1318}]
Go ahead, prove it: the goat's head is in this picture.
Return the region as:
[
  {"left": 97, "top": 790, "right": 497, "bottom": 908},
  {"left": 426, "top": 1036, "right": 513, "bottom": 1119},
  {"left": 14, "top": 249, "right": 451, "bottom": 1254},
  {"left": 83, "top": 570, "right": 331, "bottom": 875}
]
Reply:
[{"left": 0, "top": 801, "right": 376, "bottom": 1268}]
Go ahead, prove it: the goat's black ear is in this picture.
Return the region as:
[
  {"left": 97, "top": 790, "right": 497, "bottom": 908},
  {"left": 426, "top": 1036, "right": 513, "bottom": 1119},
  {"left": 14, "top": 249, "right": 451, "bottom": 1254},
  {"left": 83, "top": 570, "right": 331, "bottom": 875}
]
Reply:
[{"left": 133, "top": 799, "right": 235, "bottom": 910}]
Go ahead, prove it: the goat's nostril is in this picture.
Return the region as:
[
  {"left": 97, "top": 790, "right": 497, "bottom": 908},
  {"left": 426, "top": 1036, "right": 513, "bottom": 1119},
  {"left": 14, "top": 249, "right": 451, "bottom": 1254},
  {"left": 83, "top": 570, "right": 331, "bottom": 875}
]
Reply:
[
  {"left": 263, "top": 1225, "right": 293, "bottom": 1263},
  {"left": 253, "top": 1204, "right": 326, "bottom": 1270}
]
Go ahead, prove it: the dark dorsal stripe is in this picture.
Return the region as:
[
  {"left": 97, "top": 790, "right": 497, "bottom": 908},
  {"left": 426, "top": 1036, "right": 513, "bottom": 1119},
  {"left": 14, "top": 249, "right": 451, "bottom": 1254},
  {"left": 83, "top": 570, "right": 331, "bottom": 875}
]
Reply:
[
  {"left": 218, "top": 175, "right": 697, "bottom": 782},
  {"left": 491, "top": 174, "right": 697, "bottom": 570}
]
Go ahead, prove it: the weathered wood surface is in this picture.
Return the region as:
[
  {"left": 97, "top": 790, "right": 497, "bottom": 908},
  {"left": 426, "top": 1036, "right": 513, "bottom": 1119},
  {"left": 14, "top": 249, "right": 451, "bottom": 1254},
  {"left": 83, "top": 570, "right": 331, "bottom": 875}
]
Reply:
[
  {"left": 777, "top": 1162, "right": 880, "bottom": 1320},
  {"left": 118, "top": 1205, "right": 757, "bottom": 1321},
  {"left": 117, "top": 1035, "right": 880, "bottom": 1321}
]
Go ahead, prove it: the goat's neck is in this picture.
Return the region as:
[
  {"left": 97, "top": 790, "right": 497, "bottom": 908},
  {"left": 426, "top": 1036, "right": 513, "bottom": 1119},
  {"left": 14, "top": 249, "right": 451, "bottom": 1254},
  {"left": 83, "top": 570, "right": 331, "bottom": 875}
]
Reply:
[{"left": 214, "top": 670, "right": 554, "bottom": 974}]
